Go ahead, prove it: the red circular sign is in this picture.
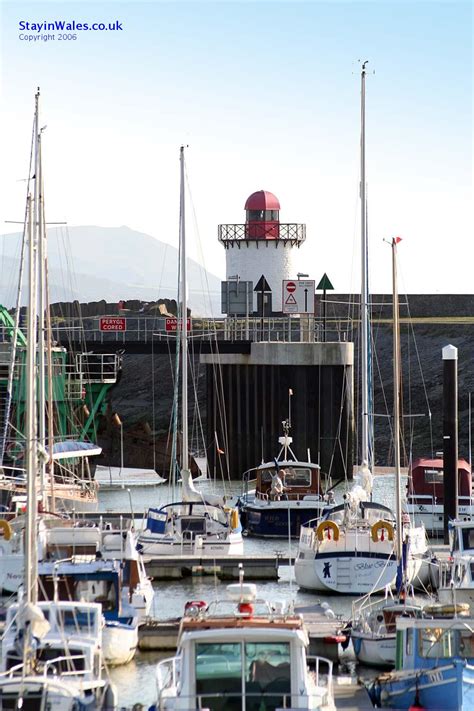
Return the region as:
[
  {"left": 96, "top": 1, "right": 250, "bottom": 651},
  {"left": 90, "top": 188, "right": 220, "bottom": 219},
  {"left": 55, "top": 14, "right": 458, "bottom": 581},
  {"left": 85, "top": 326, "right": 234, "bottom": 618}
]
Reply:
[{"left": 286, "top": 281, "right": 296, "bottom": 292}]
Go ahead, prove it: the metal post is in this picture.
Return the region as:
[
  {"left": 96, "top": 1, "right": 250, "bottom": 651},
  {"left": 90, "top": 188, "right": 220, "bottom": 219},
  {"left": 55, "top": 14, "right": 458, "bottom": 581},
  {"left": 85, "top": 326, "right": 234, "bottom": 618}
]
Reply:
[
  {"left": 323, "top": 288, "right": 327, "bottom": 342},
  {"left": 443, "top": 344, "right": 458, "bottom": 544}
]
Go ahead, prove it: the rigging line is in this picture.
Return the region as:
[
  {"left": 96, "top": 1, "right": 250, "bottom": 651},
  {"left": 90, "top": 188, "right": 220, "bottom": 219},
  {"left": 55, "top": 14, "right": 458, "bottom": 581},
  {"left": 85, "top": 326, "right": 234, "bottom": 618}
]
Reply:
[
  {"left": 399, "top": 270, "right": 434, "bottom": 460},
  {"left": 0, "top": 111, "right": 36, "bottom": 464},
  {"left": 151, "top": 337, "right": 157, "bottom": 473}
]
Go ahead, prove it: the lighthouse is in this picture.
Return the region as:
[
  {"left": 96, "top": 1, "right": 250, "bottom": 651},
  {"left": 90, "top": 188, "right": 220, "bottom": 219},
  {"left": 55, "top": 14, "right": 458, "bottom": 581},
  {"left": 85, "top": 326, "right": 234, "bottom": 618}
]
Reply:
[{"left": 218, "top": 190, "right": 306, "bottom": 313}]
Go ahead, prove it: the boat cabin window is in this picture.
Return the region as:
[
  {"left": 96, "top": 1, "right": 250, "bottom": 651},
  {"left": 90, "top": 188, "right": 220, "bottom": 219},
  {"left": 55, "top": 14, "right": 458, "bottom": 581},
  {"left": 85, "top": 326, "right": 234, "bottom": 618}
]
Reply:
[
  {"left": 261, "top": 468, "right": 312, "bottom": 487},
  {"left": 418, "top": 627, "right": 474, "bottom": 659},
  {"left": 181, "top": 517, "right": 207, "bottom": 534},
  {"left": 56, "top": 607, "right": 99, "bottom": 635},
  {"left": 195, "top": 641, "right": 291, "bottom": 710},
  {"left": 424, "top": 469, "right": 444, "bottom": 484},
  {"left": 461, "top": 528, "right": 474, "bottom": 551}
]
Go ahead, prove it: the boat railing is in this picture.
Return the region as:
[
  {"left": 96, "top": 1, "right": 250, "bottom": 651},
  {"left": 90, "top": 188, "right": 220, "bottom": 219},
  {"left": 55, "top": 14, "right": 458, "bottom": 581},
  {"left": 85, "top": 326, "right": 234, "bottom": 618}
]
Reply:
[
  {"left": 408, "top": 493, "right": 474, "bottom": 506},
  {"left": 307, "top": 654, "right": 334, "bottom": 696},
  {"left": 156, "top": 688, "right": 333, "bottom": 710},
  {"left": 156, "top": 655, "right": 179, "bottom": 691},
  {"left": 1, "top": 654, "right": 90, "bottom": 680},
  {"left": 351, "top": 588, "right": 395, "bottom": 622}
]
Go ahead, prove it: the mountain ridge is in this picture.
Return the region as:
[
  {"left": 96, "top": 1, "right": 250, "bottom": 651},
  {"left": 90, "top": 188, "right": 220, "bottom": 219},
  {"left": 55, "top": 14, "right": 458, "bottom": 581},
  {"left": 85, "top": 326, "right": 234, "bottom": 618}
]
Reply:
[{"left": 0, "top": 225, "right": 222, "bottom": 315}]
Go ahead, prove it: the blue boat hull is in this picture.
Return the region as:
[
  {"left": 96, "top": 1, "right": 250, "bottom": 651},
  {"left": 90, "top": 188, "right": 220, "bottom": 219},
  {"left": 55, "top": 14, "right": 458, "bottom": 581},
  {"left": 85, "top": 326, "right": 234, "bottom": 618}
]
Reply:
[
  {"left": 368, "top": 659, "right": 474, "bottom": 710},
  {"left": 240, "top": 502, "right": 324, "bottom": 538}
]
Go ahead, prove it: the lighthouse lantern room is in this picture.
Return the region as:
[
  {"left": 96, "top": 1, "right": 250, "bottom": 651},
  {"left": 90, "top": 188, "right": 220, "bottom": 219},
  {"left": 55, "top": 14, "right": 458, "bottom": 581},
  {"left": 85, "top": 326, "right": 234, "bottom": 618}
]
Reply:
[{"left": 218, "top": 190, "right": 306, "bottom": 313}]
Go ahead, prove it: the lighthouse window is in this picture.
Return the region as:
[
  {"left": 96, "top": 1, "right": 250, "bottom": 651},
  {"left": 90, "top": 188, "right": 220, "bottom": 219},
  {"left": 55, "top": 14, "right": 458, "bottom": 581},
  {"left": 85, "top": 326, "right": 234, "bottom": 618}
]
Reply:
[
  {"left": 247, "top": 209, "right": 264, "bottom": 221},
  {"left": 265, "top": 210, "right": 278, "bottom": 221}
]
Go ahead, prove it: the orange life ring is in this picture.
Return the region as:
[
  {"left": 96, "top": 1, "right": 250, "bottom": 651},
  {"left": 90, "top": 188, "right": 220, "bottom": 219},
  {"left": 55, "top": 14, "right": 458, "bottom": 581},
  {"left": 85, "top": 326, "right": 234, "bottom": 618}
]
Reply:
[
  {"left": 316, "top": 520, "right": 340, "bottom": 542},
  {"left": 371, "top": 520, "right": 394, "bottom": 543},
  {"left": 0, "top": 519, "right": 13, "bottom": 541}
]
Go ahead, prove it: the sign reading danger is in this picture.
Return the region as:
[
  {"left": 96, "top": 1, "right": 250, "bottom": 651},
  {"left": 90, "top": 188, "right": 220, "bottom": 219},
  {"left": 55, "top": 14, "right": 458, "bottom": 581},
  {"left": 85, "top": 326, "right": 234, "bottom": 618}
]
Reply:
[{"left": 282, "top": 279, "right": 315, "bottom": 314}]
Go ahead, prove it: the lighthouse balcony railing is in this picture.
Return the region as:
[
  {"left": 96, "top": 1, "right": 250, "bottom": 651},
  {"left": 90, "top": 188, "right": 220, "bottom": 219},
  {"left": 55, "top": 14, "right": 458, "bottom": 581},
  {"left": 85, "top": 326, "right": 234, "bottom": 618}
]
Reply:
[{"left": 218, "top": 223, "right": 306, "bottom": 244}]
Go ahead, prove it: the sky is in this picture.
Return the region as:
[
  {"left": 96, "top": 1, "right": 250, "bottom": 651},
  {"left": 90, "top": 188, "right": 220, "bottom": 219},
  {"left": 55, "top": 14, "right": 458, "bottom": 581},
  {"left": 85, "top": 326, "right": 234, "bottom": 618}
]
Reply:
[{"left": 0, "top": 0, "right": 472, "bottom": 296}]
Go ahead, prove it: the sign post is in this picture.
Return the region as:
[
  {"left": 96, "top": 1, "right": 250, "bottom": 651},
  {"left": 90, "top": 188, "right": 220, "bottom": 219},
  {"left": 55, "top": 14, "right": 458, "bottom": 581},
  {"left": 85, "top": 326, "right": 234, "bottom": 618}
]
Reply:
[
  {"left": 254, "top": 275, "right": 272, "bottom": 338},
  {"left": 316, "top": 273, "right": 334, "bottom": 342}
]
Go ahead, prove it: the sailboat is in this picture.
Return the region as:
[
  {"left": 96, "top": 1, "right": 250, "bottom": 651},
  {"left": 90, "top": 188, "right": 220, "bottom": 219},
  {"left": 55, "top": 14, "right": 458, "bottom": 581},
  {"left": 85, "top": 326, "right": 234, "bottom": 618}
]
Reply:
[
  {"left": 295, "top": 63, "right": 428, "bottom": 594},
  {"left": 0, "top": 89, "right": 116, "bottom": 709},
  {"left": 137, "top": 147, "right": 243, "bottom": 558},
  {"left": 0, "top": 99, "right": 103, "bottom": 516}
]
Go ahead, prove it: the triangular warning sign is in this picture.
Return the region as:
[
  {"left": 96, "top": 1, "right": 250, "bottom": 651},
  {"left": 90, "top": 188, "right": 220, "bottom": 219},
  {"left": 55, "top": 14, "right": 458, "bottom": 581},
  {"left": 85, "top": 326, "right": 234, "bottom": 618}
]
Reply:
[
  {"left": 254, "top": 275, "right": 272, "bottom": 292},
  {"left": 285, "top": 293, "right": 297, "bottom": 305}
]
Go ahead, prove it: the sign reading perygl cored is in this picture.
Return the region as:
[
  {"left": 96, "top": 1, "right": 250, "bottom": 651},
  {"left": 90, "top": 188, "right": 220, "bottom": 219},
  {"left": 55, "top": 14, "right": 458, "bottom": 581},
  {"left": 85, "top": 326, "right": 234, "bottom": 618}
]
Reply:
[
  {"left": 165, "top": 318, "right": 191, "bottom": 332},
  {"left": 99, "top": 317, "right": 127, "bottom": 332}
]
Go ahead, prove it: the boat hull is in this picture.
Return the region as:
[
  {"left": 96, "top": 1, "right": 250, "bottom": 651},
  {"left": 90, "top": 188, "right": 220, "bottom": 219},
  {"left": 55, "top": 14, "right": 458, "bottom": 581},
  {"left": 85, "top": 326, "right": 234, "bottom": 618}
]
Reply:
[
  {"left": 351, "top": 630, "right": 396, "bottom": 668},
  {"left": 241, "top": 501, "right": 325, "bottom": 538},
  {"left": 295, "top": 550, "right": 398, "bottom": 594},
  {"left": 368, "top": 659, "right": 474, "bottom": 709},
  {"left": 137, "top": 531, "right": 244, "bottom": 558},
  {"left": 0, "top": 553, "right": 24, "bottom": 594},
  {"left": 103, "top": 621, "right": 138, "bottom": 666},
  {"left": 407, "top": 501, "right": 474, "bottom": 535}
]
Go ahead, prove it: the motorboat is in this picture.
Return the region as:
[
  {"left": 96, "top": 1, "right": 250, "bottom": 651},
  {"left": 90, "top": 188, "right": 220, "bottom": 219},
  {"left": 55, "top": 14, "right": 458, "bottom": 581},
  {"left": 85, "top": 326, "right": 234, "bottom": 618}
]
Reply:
[
  {"left": 437, "top": 519, "right": 474, "bottom": 613},
  {"left": 238, "top": 418, "right": 331, "bottom": 538},
  {"left": 406, "top": 457, "right": 474, "bottom": 535},
  {"left": 367, "top": 613, "right": 474, "bottom": 709},
  {"left": 37, "top": 558, "right": 138, "bottom": 666},
  {"left": 0, "top": 599, "right": 116, "bottom": 709},
  {"left": 154, "top": 579, "right": 336, "bottom": 710}
]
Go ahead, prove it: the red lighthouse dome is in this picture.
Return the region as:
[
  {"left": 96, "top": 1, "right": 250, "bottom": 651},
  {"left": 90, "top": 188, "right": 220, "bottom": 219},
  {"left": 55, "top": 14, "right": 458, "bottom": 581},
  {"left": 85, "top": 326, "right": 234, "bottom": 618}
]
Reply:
[
  {"left": 244, "top": 190, "right": 280, "bottom": 240},
  {"left": 244, "top": 190, "right": 281, "bottom": 212}
]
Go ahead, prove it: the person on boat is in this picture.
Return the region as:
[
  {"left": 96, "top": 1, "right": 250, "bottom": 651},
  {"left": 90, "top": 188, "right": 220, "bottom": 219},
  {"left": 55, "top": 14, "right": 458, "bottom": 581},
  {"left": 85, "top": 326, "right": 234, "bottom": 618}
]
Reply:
[{"left": 270, "top": 470, "right": 287, "bottom": 500}]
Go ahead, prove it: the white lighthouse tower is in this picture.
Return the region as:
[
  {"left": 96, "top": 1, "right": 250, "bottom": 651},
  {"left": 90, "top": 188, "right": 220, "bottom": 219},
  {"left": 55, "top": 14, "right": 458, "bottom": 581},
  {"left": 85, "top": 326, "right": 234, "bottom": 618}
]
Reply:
[{"left": 218, "top": 190, "right": 306, "bottom": 313}]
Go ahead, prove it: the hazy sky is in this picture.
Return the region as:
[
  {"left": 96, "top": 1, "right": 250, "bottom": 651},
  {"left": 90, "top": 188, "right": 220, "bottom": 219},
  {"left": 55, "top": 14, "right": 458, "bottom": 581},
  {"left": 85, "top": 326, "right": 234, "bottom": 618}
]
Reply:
[{"left": 0, "top": 0, "right": 472, "bottom": 295}]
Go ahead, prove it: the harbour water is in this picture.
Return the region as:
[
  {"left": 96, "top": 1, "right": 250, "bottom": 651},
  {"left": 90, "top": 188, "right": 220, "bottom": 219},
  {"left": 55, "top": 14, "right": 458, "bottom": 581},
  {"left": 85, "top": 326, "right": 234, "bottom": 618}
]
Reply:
[{"left": 101, "top": 472, "right": 413, "bottom": 706}]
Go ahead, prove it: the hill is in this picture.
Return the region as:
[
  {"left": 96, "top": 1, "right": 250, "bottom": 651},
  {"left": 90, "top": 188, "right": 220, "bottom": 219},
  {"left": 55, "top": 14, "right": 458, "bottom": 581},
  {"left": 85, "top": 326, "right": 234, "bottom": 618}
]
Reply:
[{"left": 0, "top": 225, "right": 221, "bottom": 316}]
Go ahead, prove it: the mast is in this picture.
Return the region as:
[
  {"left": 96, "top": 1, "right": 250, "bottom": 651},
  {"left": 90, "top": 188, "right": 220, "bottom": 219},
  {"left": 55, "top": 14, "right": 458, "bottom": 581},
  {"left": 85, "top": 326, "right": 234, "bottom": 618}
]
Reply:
[
  {"left": 179, "top": 146, "right": 188, "bottom": 478},
  {"left": 360, "top": 60, "right": 372, "bottom": 472},
  {"left": 392, "top": 237, "right": 403, "bottom": 557},
  {"left": 37, "top": 120, "right": 47, "bottom": 502},
  {"left": 24, "top": 92, "right": 41, "bottom": 606}
]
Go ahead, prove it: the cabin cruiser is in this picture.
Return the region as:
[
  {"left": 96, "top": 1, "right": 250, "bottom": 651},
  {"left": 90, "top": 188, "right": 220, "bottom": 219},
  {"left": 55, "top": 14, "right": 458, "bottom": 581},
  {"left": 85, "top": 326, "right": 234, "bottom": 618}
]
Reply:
[
  {"left": 437, "top": 519, "right": 474, "bottom": 613},
  {"left": 154, "top": 580, "right": 335, "bottom": 710},
  {"left": 406, "top": 456, "right": 474, "bottom": 534},
  {"left": 0, "top": 518, "right": 154, "bottom": 619},
  {"left": 367, "top": 612, "right": 474, "bottom": 709},
  {"left": 0, "top": 600, "right": 116, "bottom": 708},
  {"left": 238, "top": 421, "right": 331, "bottom": 538},
  {"left": 38, "top": 558, "right": 139, "bottom": 666}
]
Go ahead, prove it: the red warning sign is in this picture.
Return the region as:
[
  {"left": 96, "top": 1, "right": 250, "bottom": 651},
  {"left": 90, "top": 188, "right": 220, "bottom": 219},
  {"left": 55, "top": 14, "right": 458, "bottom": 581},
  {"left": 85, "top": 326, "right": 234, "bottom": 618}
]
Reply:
[{"left": 282, "top": 279, "right": 316, "bottom": 314}]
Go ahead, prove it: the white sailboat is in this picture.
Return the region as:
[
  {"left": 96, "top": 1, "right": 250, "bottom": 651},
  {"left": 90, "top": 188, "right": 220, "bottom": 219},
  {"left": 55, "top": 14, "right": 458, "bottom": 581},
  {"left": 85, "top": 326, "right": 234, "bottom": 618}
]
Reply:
[
  {"left": 137, "top": 147, "right": 243, "bottom": 558},
  {"left": 0, "top": 89, "right": 116, "bottom": 708},
  {"left": 295, "top": 63, "right": 428, "bottom": 595}
]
